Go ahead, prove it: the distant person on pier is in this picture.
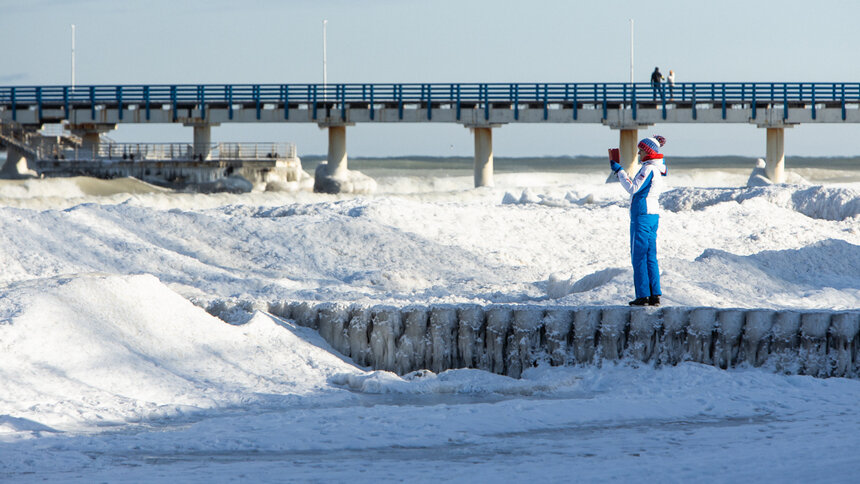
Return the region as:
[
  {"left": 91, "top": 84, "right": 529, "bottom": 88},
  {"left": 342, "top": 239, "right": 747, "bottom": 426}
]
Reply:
[
  {"left": 667, "top": 69, "right": 676, "bottom": 100},
  {"left": 609, "top": 135, "right": 668, "bottom": 306},
  {"left": 650, "top": 67, "right": 665, "bottom": 101}
]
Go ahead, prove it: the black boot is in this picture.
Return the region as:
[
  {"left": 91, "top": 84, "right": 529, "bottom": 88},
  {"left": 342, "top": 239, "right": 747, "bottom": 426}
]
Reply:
[
  {"left": 628, "top": 297, "right": 649, "bottom": 306},
  {"left": 648, "top": 295, "right": 661, "bottom": 306}
]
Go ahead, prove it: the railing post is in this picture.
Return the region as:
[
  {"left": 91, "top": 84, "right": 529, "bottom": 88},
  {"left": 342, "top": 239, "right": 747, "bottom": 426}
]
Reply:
[
  {"left": 721, "top": 84, "right": 726, "bottom": 120},
  {"left": 783, "top": 83, "right": 788, "bottom": 121},
  {"left": 398, "top": 84, "right": 403, "bottom": 120},
  {"left": 752, "top": 84, "right": 757, "bottom": 120},
  {"left": 145, "top": 85, "right": 151, "bottom": 121},
  {"left": 692, "top": 86, "right": 697, "bottom": 120},
  {"left": 227, "top": 85, "right": 233, "bottom": 120},
  {"left": 543, "top": 83, "right": 548, "bottom": 121},
  {"left": 64, "top": 85, "right": 69, "bottom": 119},
  {"left": 170, "top": 85, "right": 177, "bottom": 122},
  {"left": 36, "top": 86, "right": 42, "bottom": 123},
  {"left": 117, "top": 85, "right": 124, "bottom": 121},
  {"left": 602, "top": 84, "right": 607, "bottom": 120},
  {"left": 312, "top": 84, "right": 318, "bottom": 120},
  {"left": 284, "top": 84, "right": 290, "bottom": 120},
  {"left": 91, "top": 85, "right": 97, "bottom": 121},
  {"left": 426, "top": 83, "right": 432, "bottom": 121},
  {"left": 484, "top": 84, "right": 489, "bottom": 121},
  {"left": 369, "top": 84, "right": 374, "bottom": 121},
  {"left": 811, "top": 83, "right": 816, "bottom": 120},
  {"left": 631, "top": 84, "right": 637, "bottom": 120},
  {"left": 455, "top": 84, "right": 461, "bottom": 121},
  {"left": 573, "top": 84, "right": 578, "bottom": 120},
  {"left": 255, "top": 84, "right": 261, "bottom": 120},
  {"left": 841, "top": 83, "right": 846, "bottom": 121},
  {"left": 11, "top": 86, "right": 16, "bottom": 121}
]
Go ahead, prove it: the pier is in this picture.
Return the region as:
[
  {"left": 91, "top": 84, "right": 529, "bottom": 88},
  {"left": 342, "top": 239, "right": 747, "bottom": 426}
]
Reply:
[{"left": 2, "top": 82, "right": 860, "bottom": 190}]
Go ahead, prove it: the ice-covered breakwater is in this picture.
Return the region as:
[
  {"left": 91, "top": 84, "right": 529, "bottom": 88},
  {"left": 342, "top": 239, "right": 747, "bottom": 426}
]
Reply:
[{"left": 211, "top": 301, "right": 860, "bottom": 379}]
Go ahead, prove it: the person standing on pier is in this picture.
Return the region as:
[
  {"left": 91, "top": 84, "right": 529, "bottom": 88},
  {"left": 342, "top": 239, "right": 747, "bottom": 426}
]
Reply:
[
  {"left": 667, "top": 69, "right": 676, "bottom": 100},
  {"left": 609, "top": 135, "right": 668, "bottom": 306},
  {"left": 650, "top": 67, "right": 665, "bottom": 101}
]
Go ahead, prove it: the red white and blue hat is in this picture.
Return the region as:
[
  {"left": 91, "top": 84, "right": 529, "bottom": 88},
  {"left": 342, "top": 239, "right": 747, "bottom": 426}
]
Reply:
[{"left": 638, "top": 135, "right": 666, "bottom": 155}]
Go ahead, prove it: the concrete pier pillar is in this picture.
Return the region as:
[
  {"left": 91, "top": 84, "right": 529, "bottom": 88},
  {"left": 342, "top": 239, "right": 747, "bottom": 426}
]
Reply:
[
  {"left": 327, "top": 125, "right": 348, "bottom": 177},
  {"left": 69, "top": 123, "right": 116, "bottom": 160},
  {"left": 473, "top": 127, "right": 494, "bottom": 187},
  {"left": 0, "top": 145, "right": 31, "bottom": 177},
  {"left": 620, "top": 128, "right": 639, "bottom": 172},
  {"left": 192, "top": 125, "right": 212, "bottom": 160},
  {"left": 765, "top": 127, "right": 785, "bottom": 183}
]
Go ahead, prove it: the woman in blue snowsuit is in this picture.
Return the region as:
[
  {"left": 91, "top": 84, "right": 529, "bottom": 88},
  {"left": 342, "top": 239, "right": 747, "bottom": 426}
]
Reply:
[{"left": 610, "top": 135, "right": 668, "bottom": 306}]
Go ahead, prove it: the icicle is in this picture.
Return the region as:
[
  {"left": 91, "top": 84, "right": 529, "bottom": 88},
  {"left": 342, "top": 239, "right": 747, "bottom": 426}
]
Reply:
[
  {"left": 290, "top": 301, "right": 319, "bottom": 329},
  {"left": 347, "top": 305, "right": 372, "bottom": 367},
  {"left": 485, "top": 305, "right": 513, "bottom": 374},
  {"left": 508, "top": 307, "right": 545, "bottom": 378},
  {"left": 742, "top": 309, "right": 774, "bottom": 367},
  {"left": 370, "top": 306, "right": 403, "bottom": 372},
  {"left": 629, "top": 308, "right": 661, "bottom": 363},
  {"left": 457, "top": 304, "right": 487, "bottom": 370},
  {"left": 573, "top": 307, "right": 601, "bottom": 364},
  {"left": 660, "top": 307, "right": 691, "bottom": 365},
  {"left": 429, "top": 305, "right": 458, "bottom": 373},
  {"left": 544, "top": 307, "right": 574, "bottom": 366},
  {"left": 267, "top": 300, "right": 292, "bottom": 320},
  {"left": 316, "top": 302, "right": 351, "bottom": 356},
  {"left": 687, "top": 308, "right": 717, "bottom": 365},
  {"left": 397, "top": 306, "right": 430, "bottom": 374},
  {"left": 829, "top": 311, "right": 860, "bottom": 377},
  {"left": 599, "top": 307, "right": 630, "bottom": 361},
  {"left": 800, "top": 312, "right": 831, "bottom": 377},
  {"left": 716, "top": 310, "right": 745, "bottom": 369},
  {"left": 769, "top": 311, "right": 802, "bottom": 373}
]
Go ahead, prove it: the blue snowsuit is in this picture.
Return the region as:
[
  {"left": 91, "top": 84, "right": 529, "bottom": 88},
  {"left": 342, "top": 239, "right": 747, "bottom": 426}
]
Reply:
[{"left": 614, "top": 155, "right": 667, "bottom": 299}]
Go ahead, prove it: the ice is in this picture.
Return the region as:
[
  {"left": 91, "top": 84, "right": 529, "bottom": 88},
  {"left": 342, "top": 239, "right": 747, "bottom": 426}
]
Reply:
[
  {"left": 507, "top": 307, "right": 544, "bottom": 378},
  {"left": 457, "top": 304, "right": 487, "bottom": 370},
  {"left": 316, "top": 302, "right": 352, "bottom": 357},
  {"left": 397, "top": 306, "right": 430, "bottom": 374},
  {"left": 347, "top": 305, "right": 372, "bottom": 367},
  {"left": 830, "top": 312, "right": 860, "bottom": 377},
  {"left": 687, "top": 308, "right": 718, "bottom": 364},
  {"left": 573, "top": 307, "right": 601, "bottom": 364},
  {"left": 369, "top": 306, "right": 402, "bottom": 372},
  {"left": 485, "top": 305, "right": 513, "bottom": 374},
  {"left": 742, "top": 309, "right": 775, "bottom": 367},
  {"left": 429, "top": 305, "right": 458, "bottom": 373},
  {"left": 629, "top": 308, "right": 661, "bottom": 363},
  {"left": 543, "top": 308, "right": 574, "bottom": 366},
  {"left": 660, "top": 307, "right": 692, "bottom": 365},
  {"left": 799, "top": 312, "right": 831, "bottom": 376},
  {"left": 599, "top": 307, "right": 630, "bottom": 361},
  {"left": 716, "top": 309, "right": 745, "bottom": 369}
]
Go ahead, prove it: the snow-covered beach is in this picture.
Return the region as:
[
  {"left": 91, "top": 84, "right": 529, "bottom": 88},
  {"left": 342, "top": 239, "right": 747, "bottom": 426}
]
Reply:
[{"left": 1, "top": 156, "right": 859, "bottom": 481}]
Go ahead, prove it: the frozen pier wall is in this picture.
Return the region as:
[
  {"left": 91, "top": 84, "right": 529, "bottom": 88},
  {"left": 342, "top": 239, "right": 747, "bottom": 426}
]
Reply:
[{"left": 220, "top": 302, "right": 860, "bottom": 379}]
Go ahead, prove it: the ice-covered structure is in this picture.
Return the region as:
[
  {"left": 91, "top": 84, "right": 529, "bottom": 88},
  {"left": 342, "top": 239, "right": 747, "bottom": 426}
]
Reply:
[{"left": 212, "top": 302, "right": 860, "bottom": 379}]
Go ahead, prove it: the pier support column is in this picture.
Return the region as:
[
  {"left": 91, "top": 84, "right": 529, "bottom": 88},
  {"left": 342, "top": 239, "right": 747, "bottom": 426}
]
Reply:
[
  {"left": 473, "top": 127, "right": 494, "bottom": 187},
  {"left": 765, "top": 127, "right": 785, "bottom": 183},
  {"left": 619, "top": 128, "right": 639, "bottom": 173},
  {"left": 184, "top": 121, "right": 220, "bottom": 161},
  {"left": 326, "top": 125, "right": 348, "bottom": 177},
  {"left": 314, "top": 123, "right": 374, "bottom": 194},
  {"left": 69, "top": 123, "right": 116, "bottom": 159}
]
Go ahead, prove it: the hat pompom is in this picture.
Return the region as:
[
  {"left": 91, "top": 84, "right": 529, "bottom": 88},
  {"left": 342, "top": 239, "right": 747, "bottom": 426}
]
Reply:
[{"left": 653, "top": 135, "right": 666, "bottom": 147}]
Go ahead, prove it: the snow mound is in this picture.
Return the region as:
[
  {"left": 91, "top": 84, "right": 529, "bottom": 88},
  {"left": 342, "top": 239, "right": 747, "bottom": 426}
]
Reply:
[
  {"left": 0, "top": 274, "right": 360, "bottom": 433},
  {"left": 660, "top": 185, "right": 860, "bottom": 221}
]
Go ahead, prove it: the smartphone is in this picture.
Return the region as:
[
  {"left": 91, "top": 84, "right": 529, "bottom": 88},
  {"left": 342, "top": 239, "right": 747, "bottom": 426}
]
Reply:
[{"left": 608, "top": 148, "right": 620, "bottom": 162}]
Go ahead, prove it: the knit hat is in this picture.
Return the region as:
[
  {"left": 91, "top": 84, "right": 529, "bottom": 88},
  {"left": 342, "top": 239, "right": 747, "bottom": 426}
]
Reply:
[{"left": 638, "top": 135, "right": 667, "bottom": 156}]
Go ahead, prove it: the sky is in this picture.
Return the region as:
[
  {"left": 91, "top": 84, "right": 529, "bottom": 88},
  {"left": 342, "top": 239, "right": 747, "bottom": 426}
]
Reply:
[{"left": 2, "top": 0, "right": 860, "bottom": 158}]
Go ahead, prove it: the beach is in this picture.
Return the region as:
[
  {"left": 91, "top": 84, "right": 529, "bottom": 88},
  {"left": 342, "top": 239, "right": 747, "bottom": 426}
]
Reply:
[{"left": 0, "top": 155, "right": 859, "bottom": 481}]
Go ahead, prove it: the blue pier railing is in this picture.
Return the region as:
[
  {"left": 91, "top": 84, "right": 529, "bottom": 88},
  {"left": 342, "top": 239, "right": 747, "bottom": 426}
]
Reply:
[{"left": 2, "top": 82, "right": 860, "bottom": 123}]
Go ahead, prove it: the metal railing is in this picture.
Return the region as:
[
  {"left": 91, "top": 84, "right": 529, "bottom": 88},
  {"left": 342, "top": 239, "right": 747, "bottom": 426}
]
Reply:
[
  {"left": 35, "top": 142, "right": 297, "bottom": 162},
  {"left": 1, "top": 82, "right": 859, "bottom": 106}
]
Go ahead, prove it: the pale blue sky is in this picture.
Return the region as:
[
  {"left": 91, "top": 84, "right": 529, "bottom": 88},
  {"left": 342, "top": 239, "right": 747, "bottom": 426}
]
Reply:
[{"left": 2, "top": 0, "right": 860, "bottom": 157}]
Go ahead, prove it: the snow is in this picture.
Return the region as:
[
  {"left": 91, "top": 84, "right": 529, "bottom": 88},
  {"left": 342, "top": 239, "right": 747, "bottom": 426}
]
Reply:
[{"left": 1, "top": 160, "right": 859, "bottom": 481}]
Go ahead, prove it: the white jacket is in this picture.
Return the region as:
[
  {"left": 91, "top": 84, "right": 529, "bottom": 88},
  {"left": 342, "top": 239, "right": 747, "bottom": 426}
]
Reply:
[{"left": 615, "top": 156, "right": 668, "bottom": 217}]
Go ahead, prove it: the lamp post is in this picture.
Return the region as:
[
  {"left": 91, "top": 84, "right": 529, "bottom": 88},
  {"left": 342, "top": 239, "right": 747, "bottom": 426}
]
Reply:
[{"left": 323, "top": 19, "right": 327, "bottom": 102}]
